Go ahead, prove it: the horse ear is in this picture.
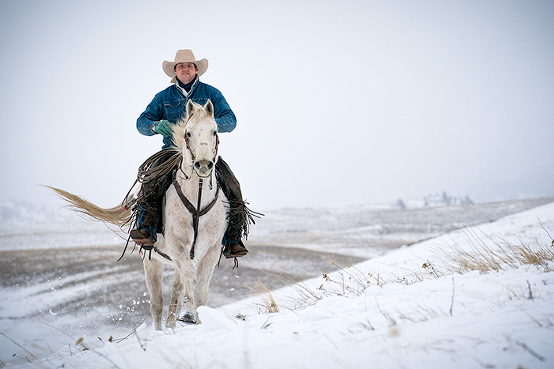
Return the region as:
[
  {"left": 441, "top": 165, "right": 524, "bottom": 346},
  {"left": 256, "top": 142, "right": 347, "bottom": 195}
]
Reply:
[
  {"left": 205, "top": 100, "right": 214, "bottom": 117},
  {"left": 186, "top": 100, "right": 195, "bottom": 117}
]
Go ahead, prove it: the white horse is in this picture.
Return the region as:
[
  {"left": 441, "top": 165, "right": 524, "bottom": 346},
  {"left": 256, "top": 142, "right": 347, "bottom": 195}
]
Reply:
[{"left": 50, "top": 100, "right": 228, "bottom": 330}]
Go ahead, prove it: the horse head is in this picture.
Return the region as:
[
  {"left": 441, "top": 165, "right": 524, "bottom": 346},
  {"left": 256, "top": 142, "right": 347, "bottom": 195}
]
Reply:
[{"left": 173, "top": 100, "right": 219, "bottom": 178}]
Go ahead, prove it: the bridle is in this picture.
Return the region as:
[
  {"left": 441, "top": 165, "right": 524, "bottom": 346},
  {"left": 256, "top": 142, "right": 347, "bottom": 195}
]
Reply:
[
  {"left": 184, "top": 136, "right": 220, "bottom": 165},
  {"left": 179, "top": 113, "right": 220, "bottom": 181},
  {"left": 173, "top": 113, "right": 221, "bottom": 260}
]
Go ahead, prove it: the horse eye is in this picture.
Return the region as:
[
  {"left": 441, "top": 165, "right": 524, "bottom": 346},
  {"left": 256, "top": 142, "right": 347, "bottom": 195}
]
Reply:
[
  {"left": 185, "top": 131, "right": 191, "bottom": 138},
  {"left": 212, "top": 130, "right": 217, "bottom": 136}
]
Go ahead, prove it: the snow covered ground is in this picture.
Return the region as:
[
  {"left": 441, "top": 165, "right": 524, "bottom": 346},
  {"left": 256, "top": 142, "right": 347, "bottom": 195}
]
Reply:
[{"left": 1, "top": 198, "right": 553, "bottom": 368}]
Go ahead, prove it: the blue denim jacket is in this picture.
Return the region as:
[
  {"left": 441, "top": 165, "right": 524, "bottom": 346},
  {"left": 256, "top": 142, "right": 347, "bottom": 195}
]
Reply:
[{"left": 137, "top": 79, "right": 237, "bottom": 148}]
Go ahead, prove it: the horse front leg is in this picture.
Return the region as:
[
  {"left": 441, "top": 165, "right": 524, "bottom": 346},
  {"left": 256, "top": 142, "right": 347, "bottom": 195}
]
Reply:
[
  {"left": 166, "top": 270, "right": 183, "bottom": 329},
  {"left": 193, "top": 246, "right": 221, "bottom": 323},
  {"left": 177, "top": 260, "right": 196, "bottom": 324},
  {"left": 143, "top": 257, "right": 164, "bottom": 331}
]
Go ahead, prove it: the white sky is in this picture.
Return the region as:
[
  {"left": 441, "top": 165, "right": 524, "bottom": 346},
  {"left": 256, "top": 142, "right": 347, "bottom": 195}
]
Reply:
[{"left": 1, "top": 0, "right": 553, "bottom": 211}]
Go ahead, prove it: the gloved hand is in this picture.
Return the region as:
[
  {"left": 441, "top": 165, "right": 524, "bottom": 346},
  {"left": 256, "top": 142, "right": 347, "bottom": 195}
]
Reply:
[{"left": 154, "top": 120, "right": 173, "bottom": 137}]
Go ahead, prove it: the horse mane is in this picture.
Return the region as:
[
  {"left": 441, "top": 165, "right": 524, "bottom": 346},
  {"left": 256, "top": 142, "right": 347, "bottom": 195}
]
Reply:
[
  {"left": 171, "top": 100, "right": 214, "bottom": 152},
  {"left": 171, "top": 119, "right": 187, "bottom": 153},
  {"left": 134, "top": 102, "right": 210, "bottom": 194}
]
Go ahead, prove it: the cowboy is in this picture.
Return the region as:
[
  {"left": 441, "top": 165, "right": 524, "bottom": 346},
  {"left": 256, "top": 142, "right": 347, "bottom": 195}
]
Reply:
[{"left": 131, "top": 49, "right": 249, "bottom": 259}]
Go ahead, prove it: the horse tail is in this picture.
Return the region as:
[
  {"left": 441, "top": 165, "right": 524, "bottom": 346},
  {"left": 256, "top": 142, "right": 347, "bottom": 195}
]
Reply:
[{"left": 46, "top": 185, "right": 135, "bottom": 228}]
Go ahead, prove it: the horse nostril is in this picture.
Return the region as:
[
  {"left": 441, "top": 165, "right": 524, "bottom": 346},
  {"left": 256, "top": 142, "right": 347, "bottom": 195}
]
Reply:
[
  {"left": 194, "top": 162, "right": 201, "bottom": 169},
  {"left": 207, "top": 162, "right": 213, "bottom": 170}
]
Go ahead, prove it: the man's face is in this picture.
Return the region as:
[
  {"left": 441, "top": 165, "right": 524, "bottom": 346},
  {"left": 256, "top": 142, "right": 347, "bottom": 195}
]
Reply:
[{"left": 174, "top": 62, "right": 198, "bottom": 84}]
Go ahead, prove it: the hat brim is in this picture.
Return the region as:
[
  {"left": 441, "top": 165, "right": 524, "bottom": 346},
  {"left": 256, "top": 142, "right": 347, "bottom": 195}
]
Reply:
[{"left": 162, "top": 58, "right": 209, "bottom": 80}]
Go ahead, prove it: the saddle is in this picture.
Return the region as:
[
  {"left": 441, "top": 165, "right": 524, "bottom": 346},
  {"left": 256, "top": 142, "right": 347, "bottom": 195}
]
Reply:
[{"left": 127, "top": 149, "right": 262, "bottom": 259}]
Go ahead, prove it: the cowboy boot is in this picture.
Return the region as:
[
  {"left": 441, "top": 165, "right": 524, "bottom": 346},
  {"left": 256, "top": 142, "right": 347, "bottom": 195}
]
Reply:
[
  {"left": 130, "top": 201, "right": 158, "bottom": 246},
  {"left": 216, "top": 157, "right": 249, "bottom": 258},
  {"left": 130, "top": 150, "right": 176, "bottom": 247},
  {"left": 223, "top": 239, "right": 248, "bottom": 258}
]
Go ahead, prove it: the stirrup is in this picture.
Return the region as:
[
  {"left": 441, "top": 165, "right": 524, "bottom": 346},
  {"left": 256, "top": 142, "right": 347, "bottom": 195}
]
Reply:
[
  {"left": 223, "top": 240, "right": 248, "bottom": 259},
  {"left": 130, "top": 229, "right": 155, "bottom": 247}
]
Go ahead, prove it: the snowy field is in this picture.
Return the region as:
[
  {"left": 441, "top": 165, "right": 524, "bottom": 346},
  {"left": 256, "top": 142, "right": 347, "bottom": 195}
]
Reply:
[{"left": 0, "top": 197, "right": 553, "bottom": 368}]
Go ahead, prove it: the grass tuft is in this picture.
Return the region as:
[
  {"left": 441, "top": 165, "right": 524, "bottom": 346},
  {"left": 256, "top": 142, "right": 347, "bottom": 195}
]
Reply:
[
  {"left": 439, "top": 225, "right": 554, "bottom": 274},
  {"left": 248, "top": 279, "right": 280, "bottom": 313}
]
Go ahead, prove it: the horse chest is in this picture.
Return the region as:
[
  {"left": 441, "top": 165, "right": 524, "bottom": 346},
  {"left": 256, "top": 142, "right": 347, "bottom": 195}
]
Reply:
[{"left": 163, "top": 189, "right": 227, "bottom": 248}]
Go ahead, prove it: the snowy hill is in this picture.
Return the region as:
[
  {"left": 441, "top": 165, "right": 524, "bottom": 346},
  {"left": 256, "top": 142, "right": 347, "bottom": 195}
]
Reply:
[{"left": 6, "top": 202, "right": 554, "bottom": 368}]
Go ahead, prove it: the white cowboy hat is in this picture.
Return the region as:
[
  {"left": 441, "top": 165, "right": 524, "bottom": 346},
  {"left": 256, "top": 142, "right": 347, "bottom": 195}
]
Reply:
[{"left": 162, "top": 49, "right": 209, "bottom": 83}]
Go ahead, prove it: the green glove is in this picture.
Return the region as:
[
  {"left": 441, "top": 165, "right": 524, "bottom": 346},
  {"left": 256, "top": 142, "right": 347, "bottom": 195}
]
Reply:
[{"left": 154, "top": 120, "right": 173, "bottom": 137}]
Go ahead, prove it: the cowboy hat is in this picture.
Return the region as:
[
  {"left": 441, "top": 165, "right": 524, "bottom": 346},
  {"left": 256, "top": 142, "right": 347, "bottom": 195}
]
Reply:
[{"left": 162, "top": 49, "right": 209, "bottom": 83}]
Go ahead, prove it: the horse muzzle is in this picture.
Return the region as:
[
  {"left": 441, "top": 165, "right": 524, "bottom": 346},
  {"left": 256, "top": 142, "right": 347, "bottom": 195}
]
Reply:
[{"left": 193, "top": 159, "right": 214, "bottom": 178}]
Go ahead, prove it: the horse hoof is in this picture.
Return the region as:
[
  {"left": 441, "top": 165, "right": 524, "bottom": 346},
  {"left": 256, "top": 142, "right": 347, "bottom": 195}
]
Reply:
[{"left": 178, "top": 312, "right": 197, "bottom": 325}]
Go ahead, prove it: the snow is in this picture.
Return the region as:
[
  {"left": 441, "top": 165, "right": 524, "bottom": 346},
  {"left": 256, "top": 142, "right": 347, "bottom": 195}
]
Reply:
[{"left": 4, "top": 202, "right": 553, "bottom": 368}]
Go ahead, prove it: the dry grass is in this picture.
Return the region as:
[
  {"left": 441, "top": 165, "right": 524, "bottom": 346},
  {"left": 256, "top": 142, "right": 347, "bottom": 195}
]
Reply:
[
  {"left": 319, "top": 261, "right": 374, "bottom": 295},
  {"left": 249, "top": 262, "right": 378, "bottom": 313},
  {"left": 0, "top": 332, "right": 37, "bottom": 364},
  {"left": 249, "top": 258, "right": 454, "bottom": 314},
  {"left": 438, "top": 225, "right": 554, "bottom": 274},
  {"left": 248, "top": 221, "right": 554, "bottom": 315},
  {"left": 0, "top": 324, "right": 132, "bottom": 368},
  {"left": 272, "top": 274, "right": 322, "bottom": 310},
  {"left": 247, "top": 279, "right": 280, "bottom": 314}
]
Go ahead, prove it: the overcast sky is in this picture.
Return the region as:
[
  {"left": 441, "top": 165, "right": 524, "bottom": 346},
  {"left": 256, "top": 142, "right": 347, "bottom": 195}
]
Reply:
[{"left": 1, "top": 0, "right": 553, "bottom": 211}]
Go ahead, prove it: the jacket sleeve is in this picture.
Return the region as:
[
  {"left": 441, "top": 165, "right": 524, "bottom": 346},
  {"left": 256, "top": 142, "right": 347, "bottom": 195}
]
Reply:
[
  {"left": 212, "top": 89, "right": 237, "bottom": 133},
  {"left": 136, "top": 93, "right": 164, "bottom": 136}
]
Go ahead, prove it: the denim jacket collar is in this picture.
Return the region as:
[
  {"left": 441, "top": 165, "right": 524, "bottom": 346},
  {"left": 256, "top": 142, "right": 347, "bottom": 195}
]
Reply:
[{"left": 175, "top": 76, "right": 200, "bottom": 98}]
